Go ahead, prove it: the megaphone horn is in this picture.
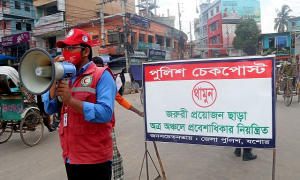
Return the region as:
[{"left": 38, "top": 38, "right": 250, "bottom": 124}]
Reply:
[{"left": 19, "top": 48, "right": 76, "bottom": 95}]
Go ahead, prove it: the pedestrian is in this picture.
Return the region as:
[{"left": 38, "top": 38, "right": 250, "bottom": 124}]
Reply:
[
  {"left": 43, "top": 29, "right": 117, "bottom": 180},
  {"left": 92, "top": 56, "right": 144, "bottom": 180},
  {"left": 234, "top": 46, "right": 257, "bottom": 161}
]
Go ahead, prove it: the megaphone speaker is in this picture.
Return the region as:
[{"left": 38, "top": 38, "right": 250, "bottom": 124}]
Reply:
[{"left": 19, "top": 48, "right": 76, "bottom": 95}]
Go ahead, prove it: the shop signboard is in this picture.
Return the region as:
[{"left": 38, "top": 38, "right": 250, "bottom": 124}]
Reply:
[
  {"left": 128, "top": 13, "right": 151, "bottom": 28},
  {"left": 137, "top": 41, "right": 160, "bottom": 50},
  {"left": 2, "top": 32, "right": 30, "bottom": 47},
  {"left": 148, "top": 49, "right": 166, "bottom": 60}
]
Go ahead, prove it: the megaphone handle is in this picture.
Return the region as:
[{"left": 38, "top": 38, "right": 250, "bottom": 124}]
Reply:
[{"left": 49, "top": 98, "right": 63, "bottom": 132}]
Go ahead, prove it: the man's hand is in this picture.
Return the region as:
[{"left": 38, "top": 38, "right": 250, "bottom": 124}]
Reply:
[
  {"left": 138, "top": 111, "right": 144, "bottom": 117},
  {"left": 56, "top": 80, "right": 72, "bottom": 104}
]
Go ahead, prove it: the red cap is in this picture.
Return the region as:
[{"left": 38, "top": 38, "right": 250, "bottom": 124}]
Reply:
[{"left": 56, "top": 29, "right": 92, "bottom": 48}]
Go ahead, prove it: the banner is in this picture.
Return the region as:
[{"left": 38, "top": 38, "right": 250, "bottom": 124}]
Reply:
[
  {"left": 148, "top": 49, "right": 166, "bottom": 60},
  {"left": 263, "top": 47, "right": 290, "bottom": 56},
  {"left": 143, "top": 56, "right": 276, "bottom": 148}
]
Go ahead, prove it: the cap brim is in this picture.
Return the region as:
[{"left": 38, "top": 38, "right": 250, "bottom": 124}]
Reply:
[{"left": 56, "top": 39, "right": 82, "bottom": 48}]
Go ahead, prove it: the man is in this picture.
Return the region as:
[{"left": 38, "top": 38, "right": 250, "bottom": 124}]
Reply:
[
  {"left": 43, "top": 29, "right": 117, "bottom": 180},
  {"left": 92, "top": 56, "right": 144, "bottom": 180},
  {"left": 234, "top": 46, "right": 257, "bottom": 161},
  {"left": 281, "top": 58, "right": 294, "bottom": 95},
  {"left": 231, "top": 7, "right": 239, "bottom": 17}
]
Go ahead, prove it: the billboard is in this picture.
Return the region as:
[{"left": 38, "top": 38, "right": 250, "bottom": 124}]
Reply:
[
  {"left": 221, "top": 0, "right": 261, "bottom": 24},
  {"left": 143, "top": 56, "right": 276, "bottom": 148}
]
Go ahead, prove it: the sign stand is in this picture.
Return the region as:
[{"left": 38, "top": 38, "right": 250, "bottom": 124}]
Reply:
[
  {"left": 272, "top": 149, "right": 276, "bottom": 180},
  {"left": 138, "top": 141, "right": 167, "bottom": 180}
]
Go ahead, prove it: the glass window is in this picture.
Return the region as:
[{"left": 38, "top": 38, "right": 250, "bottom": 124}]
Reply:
[
  {"left": 292, "top": 21, "right": 296, "bottom": 27},
  {"left": 139, "top": 34, "right": 145, "bottom": 42},
  {"left": 3, "top": 0, "right": 7, "bottom": 7},
  {"left": 25, "top": 3, "right": 30, "bottom": 12},
  {"left": 216, "top": 6, "right": 219, "bottom": 13},
  {"left": 276, "top": 36, "right": 287, "bottom": 47},
  {"left": 92, "top": 35, "right": 99, "bottom": 39},
  {"left": 210, "top": 10, "right": 213, "bottom": 17},
  {"left": 26, "top": 23, "right": 31, "bottom": 31},
  {"left": 269, "top": 37, "right": 275, "bottom": 48},
  {"left": 15, "top": 1, "right": 21, "bottom": 10},
  {"left": 16, "top": 22, "right": 21, "bottom": 30}
]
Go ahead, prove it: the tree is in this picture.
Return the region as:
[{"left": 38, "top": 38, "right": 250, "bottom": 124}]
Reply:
[
  {"left": 274, "top": 5, "right": 292, "bottom": 33},
  {"left": 232, "top": 19, "right": 261, "bottom": 51}
]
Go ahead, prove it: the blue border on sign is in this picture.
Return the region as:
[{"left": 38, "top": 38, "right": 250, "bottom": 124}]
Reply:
[{"left": 142, "top": 56, "right": 276, "bottom": 149}]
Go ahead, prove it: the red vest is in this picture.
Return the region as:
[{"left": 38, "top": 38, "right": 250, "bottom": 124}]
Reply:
[{"left": 58, "top": 62, "right": 115, "bottom": 164}]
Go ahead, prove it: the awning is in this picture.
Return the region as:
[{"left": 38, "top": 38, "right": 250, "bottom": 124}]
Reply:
[{"left": 130, "top": 65, "right": 142, "bottom": 81}]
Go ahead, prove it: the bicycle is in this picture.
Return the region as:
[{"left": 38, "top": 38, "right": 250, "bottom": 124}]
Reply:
[{"left": 283, "top": 76, "right": 293, "bottom": 106}]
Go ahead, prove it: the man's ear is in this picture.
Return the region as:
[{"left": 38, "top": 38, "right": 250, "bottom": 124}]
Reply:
[{"left": 82, "top": 47, "right": 90, "bottom": 58}]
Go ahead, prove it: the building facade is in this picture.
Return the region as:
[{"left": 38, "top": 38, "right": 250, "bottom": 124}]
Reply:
[
  {"left": 195, "top": 0, "right": 261, "bottom": 58},
  {"left": 0, "top": 0, "right": 35, "bottom": 58},
  {"left": 33, "top": 0, "right": 135, "bottom": 57}
]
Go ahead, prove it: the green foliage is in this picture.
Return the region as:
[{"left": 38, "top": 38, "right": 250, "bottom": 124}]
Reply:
[
  {"left": 232, "top": 19, "right": 261, "bottom": 50},
  {"left": 274, "top": 5, "right": 292, "bottom": 33}
]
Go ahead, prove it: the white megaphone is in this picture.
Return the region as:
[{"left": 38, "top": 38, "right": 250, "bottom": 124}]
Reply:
[{"left": 19, "top": 48, "right": 76, "bottom": 95}]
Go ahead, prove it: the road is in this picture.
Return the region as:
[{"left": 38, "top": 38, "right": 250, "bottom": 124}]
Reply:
[{"left": 0, "top": 93, "right": 300, "bottom": 180}]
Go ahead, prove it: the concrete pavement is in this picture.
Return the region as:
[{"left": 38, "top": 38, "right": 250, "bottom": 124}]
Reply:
[{"left": 0, "top": 93, "right": 300, "bottom": 180}]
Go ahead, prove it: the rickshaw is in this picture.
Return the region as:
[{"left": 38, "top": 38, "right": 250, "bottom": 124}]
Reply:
[
  {"left": 0, "top": 66, "right": 45, "bottom": 146},
  {"left": 275, "top": 64, "right": 300, "bottom": 106}
]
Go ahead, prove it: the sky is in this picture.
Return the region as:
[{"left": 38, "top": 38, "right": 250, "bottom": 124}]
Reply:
[{"left": 135, "top": 0, "right": 300, "bottom": 41}]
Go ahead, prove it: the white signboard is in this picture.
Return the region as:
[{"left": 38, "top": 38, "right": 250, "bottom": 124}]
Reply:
[{"left": 143, "top": 56, "right": 276, "bottom": 148}]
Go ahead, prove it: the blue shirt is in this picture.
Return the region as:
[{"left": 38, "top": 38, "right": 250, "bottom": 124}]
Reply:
[{"left": 43, "top": 61, "right": 117, "bottom": 123}]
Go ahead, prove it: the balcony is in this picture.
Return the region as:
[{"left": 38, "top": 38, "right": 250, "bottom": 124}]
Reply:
[{"left": 35, "top": 12, "right": 64, "bottom": 28}]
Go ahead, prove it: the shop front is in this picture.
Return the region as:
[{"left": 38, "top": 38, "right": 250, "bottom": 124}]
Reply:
[{"left": 1, "top": 31, "right": 31, "bottom": 60}]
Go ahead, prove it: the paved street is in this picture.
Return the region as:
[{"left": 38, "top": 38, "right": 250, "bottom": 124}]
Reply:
[{"left": 1, "top": 93, "right": 300, "bottom": 180}]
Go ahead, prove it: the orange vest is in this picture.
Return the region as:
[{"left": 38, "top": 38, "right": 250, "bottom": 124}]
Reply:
[{"left": 58, "top": 62, "right": 114, "bottom": 164}]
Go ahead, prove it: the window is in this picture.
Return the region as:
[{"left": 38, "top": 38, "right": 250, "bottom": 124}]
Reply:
[
  {"left": 276, "top": 36, "right": 287, "bottom": 47},
  {"left": 210, "top": 36, "right": 217, "bottom": 45},
  {"left": 16, "top": 22, "right": 21, "bottom": 30},
  {"left": 148, "top": 35, "right": 153, "bottom": 43},
  {"left": 209, "top": 23, "right": 217, "bottom": 32},
  {"left": 210, "top": 10, "right": 213, "bottom": 17},
  {"left": 139, "top": 34, "right": 145, "bottom": 42},
  {"left": 268, "top": 37, "right": 275, "bottom": 48},
  {"left": 26, "top": 23, "right": 31, "bottom": 31},
  {"left": 3, "top": 0, "right": 7, "bottom": 7},
  {"left": 15, "top": 1, "right": 21, "bottom": 10},
  {"left": 25, "top": 3, "right": 30, "bottom": 12},
  {"left": 92, "top": 35, "right": 99, "bottom": 39},
  {"left": 216, "top": 6, "right": 220, "bottom": 13},
  {"left": 292, "top": 21, "right": 296, "bottom": 27}
]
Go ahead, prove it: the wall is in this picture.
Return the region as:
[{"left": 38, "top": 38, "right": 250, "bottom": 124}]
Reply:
[
  {"left": 10, "top": 20, "right": 34, "bottom": 35},
  {"left": 65, "top": 0, "right": 135, "bottom": 27},
  {"left": 287, "top": 17, "right": 300, "bottom": 31}
]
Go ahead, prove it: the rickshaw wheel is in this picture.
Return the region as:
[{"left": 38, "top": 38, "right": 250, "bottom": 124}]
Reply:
[
  {"left": 20, "top": 112, "right": 44, "bottom": 147},
  {"left": 0, "top": 122, "right": 13, "bottom": 144}
]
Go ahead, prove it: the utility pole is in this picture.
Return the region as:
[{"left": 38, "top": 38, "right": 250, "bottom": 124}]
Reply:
[
  {"left": 100, "top": 0, "right": 105, "bottom": 46},
  {"left": 178, "top": 3, "right": 182, "bottom": 59},
  {"left": 146, "top": 0, "right": 149, "bottom": 18},
  {"left": 190, "top": 21, "right": 192, "bottom": 58},
  {"left": 121, "top": 0, "right": 129, "bottom": 72}
]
